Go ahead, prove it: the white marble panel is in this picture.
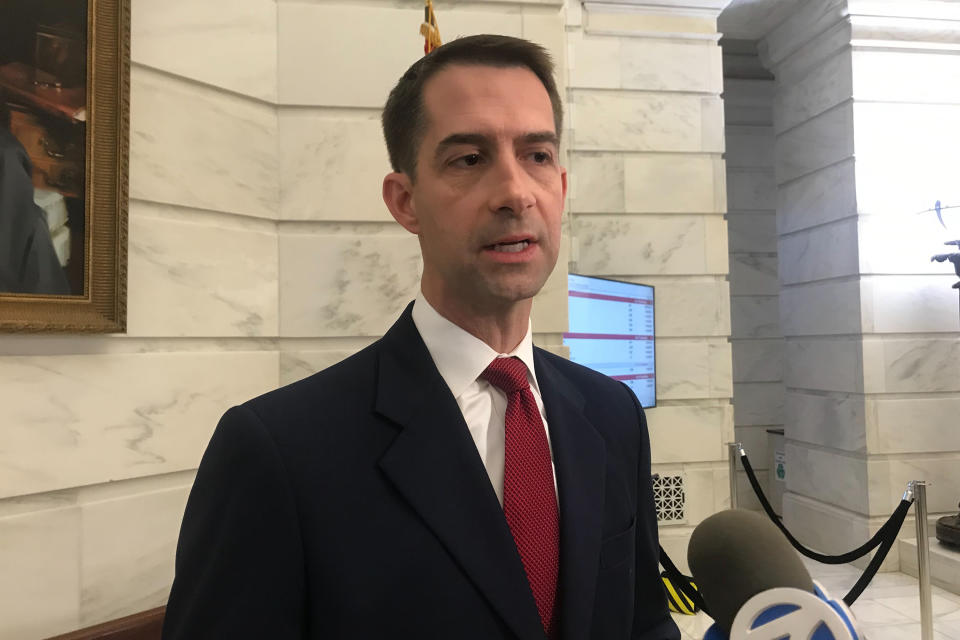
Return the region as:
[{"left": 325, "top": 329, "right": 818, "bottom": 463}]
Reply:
[
  {"left": 853, "top": 49, "right": 960, "bottom": 105},
  {"left": 127, "top": 204, "right": 279, "bottom": 337},
  {"left": 569, "top": 152, "right": 625, "bottom": 213},
  {"left": 723, "top": 78, "right": 774, "bottom": 116},
  {"left": 784, "top": 337, "right": 863, "bottom": 393},
  {"left": 782, "top": 493, "right": 874, "bottom": 557},
  {"left": 853, "top": 102, "right": 960, "bottom": 216},
  {"left": 522, "top": 9, "right": 565, "bottom": 78},
  {"left": 727, "top": 169, "right": 776, "bottom": 211},
  {"left": 531, "top": 231, "right": 571, "bottom": 334},
  {"left": 734, "top": 470, "right": 767, "bottom": 512},
  {"left": 861, "top": 276, "right": 960, "bottom": 334},
  {"left": 729, "top": 254, "right": 778, "bottom": 295},
  {"left": 565, "top": 0, "right": 583, "bottom": 27},
  {"left": 584, "top": 7, "right": 717, "bottom": 36},
  {"left": 656, "top": 339, "right": 732, "bottom": 400},
  {"left": 645, "top": 404, "right": 733, "bottom": 464},
  {"left": 777, "top": 159, "right": 857, "bottom": 235},
  {"left": 131, "top": 0, "right": 277, "bottom": 102},
  {"left": 130, "top": 67, "right": 278, "bottom": 219},
  {"left": 784, "top": 443, "right": 868, "bottom": 514},
  {"left": 621, "top": 40, "right": 722, "bottom": 94},
  {"left": 278, "top": 4, "right": 522, "bottom": 107},
  {"left": 779, "top": 279, "right": 862, "bottom": 338},
  {"left": 730, "top": 295, "right": 781, "bottom": 339},
  {"left": 0, "top": 506, "right": 80, "bottom": 640},
  {"left": 867, "top": 396, "right": 960, "bottom": 455},
  {"left": 735, "top": 425, "right": 774, "bottom": 468},
  {"left": 863, "top": 336, "right": 960, "bottom": 394},
  {"left": 279, "top": 112, "right": 393, "bottom": 221},
  {"left": 0, "top": 351, "right": 279, "bottom": 499},
  {"left": 773, "top": 49, "right": 852, "bottom": 135},
  {"left": 870, "top": 456, "right": 960, "bottom": 515},
  {"left": 80, "top": 486, "right": 191, "bottom": 626},
  {"left": 575, "top": 215, "right": 728, "bottom": 275},
  {"left": 732, "top": 381, "right": 785, "bottom": 426},
  {"left": 648, "top": 278, "right": 731, "bottom": 338},
  {"left": 761, "top": 0, "right": 847, "bottom": 70},
  {"left": 570, "top": 92, "right": 724, "bottom": 153},
  {"left": 727, "top": 212, "right": 777, "bottom": 253},
  {"left": 731, "top": 338, "right": 784, "bottom": 383},
  {"left": 779, "top": 218, "right": 860, "bottom": 286},
  {"left": 786, "top": 390, "right": 867, "bottom": 452},
  {"left": 725, "top": 125, "right": 775, "bottom": 169},
  {"left": 279, "top": 349, "right": 365, "bottom": 387},
  {"left": 567, "top": 31, "right": 620, "bottom": 90},
  {"left": 775, "top": 104, "right": 854, "bottom": 185},
  {"left": 279, "top": 232, "right": 422, "bottom": 337},
  {"left": 684, "top": 463, "right": 730, "bottom": 525},
  {"left": 765, "top": 21, "right": 851, "bottom": 87},
  {"left": 723, "top": 76, "right": 774, "bottom": 127},
  {"left": 623, "top": 155, "right": 725, "bottom": 214}
]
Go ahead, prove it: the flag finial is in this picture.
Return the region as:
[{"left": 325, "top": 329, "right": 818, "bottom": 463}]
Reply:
[{"left": 420, "top": 0, "right": 442, "bottom": 55}]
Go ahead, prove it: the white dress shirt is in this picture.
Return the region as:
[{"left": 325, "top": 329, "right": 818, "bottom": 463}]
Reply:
[{"left": 412, "top": 292, "right": 556, "bottom": 506}]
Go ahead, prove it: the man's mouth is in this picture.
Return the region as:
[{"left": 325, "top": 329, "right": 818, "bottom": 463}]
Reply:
[{"left": 491, "top": 240, "right": 531, "bottom": 253}]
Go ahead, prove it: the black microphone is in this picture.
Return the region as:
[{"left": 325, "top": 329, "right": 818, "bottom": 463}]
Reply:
[{"left": 687, "top": 509, "right": 816, "bottom": 636}]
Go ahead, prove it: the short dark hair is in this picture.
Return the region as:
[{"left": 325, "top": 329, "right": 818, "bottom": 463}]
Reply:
[{"left": 381, "top": 34, "right": 563, "bottom": 180}]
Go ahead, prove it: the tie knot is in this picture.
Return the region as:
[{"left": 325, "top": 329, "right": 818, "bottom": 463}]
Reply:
[{"left": 481, "top": 356, "right": 529, "bottom": 394}]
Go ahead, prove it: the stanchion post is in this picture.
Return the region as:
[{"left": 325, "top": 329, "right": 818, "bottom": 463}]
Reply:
[
  {"left": 912, "top": 480, "right": 933, "bottom": 640},
  {"left": 728, "top": 443, "right": 742, "bottom": 510}
]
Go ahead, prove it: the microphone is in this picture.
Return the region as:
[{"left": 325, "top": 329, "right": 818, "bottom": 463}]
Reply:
[{"left": 688, "top": 509, "right": 862, "bottom": 639}]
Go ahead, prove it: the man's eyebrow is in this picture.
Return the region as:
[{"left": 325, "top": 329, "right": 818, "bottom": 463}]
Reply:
[
  {"left": 434, "top": 133, "right": 491, "bottom": 160},
  {"left": 433, "top": 131, "right": 559, "bottom": 160},
  {"left": 519, "top": 131, "right": 560, "bottom": 148}
]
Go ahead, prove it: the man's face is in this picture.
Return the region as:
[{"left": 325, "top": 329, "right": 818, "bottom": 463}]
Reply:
[{"left": 386, "top": 64, "right": 567, "bottom": 318}]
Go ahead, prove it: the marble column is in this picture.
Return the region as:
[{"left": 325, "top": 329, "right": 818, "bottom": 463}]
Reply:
[
  {"left": 759, "top": 0, "right": 960, "bottom": 568},
  {"left": 568, "top": 0, "right": 733, "bottom": 570},
  {"left": 721, "top": 41, "right": 782, "bottom": 512}
]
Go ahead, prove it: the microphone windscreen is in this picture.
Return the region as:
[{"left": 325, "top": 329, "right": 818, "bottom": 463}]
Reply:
[{"left": 687, "top": 509, "right": 815, "bottom": 635}]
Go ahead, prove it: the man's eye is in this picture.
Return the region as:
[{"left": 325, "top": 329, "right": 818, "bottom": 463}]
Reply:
[
  {"left": 531, "top": 151, "right": 552, "bottom": 164},
  {"left": 453, "top": 153, "right": 482, "bottom": 167}
]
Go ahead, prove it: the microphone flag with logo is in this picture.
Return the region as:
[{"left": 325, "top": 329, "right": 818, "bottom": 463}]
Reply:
[{"left": 689, "top": 509, "right": 862, "bottom": 640}]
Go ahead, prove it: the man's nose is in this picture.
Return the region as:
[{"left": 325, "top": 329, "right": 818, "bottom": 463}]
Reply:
[{"left": 489, "top": 156, "right": 535, "bottom": 215}]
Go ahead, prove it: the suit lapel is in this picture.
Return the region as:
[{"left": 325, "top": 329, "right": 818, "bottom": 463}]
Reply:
[
  {"left": 534, "top": 350, "right": 607, "bottom": 640},
  {"left": 374, "top": 306, "right": 546, "bottom": 640}
]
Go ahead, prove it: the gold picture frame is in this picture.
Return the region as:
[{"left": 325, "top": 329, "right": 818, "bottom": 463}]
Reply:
[{"left": 0, "top": 0, "right": 129, "bottom": 332}]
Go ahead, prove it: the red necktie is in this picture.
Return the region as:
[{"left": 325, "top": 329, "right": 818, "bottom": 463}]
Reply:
[{"left": 481, "top": 357, "right": 560, "bottom": 638}]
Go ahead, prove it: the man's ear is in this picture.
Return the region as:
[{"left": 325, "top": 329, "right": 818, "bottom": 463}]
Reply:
[{"left": 383, "top": 172, "right": 419, "bottom": 234}]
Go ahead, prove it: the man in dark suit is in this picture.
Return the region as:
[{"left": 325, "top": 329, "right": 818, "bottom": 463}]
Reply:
[{"left": 163, "top": 35, "right": 679, "bottom": 640}]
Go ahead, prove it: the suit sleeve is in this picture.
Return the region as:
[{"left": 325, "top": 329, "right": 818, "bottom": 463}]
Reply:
[
  {"left": 163, "top": 405, "right": 306, "bottom": 640},
  {"left": 625, "top": 387, "right": 681, "bottom": 640}
]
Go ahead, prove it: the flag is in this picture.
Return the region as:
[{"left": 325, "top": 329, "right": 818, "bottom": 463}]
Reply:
[{"left": 420, "top": 0, "right": 442, "bottom": 55}]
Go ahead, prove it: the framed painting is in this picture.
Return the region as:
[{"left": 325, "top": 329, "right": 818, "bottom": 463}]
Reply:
[{"left": 0, "top": 0, "right": 129, "bottom": 331}]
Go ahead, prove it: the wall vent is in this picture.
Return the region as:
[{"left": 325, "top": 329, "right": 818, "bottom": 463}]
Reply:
[{"left": 653, "top": 474, "right": 686, "bottom": 524}]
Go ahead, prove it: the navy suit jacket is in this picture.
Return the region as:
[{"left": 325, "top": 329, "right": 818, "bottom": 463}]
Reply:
[{"left": 163, "top": 304, "right": 680, "bottom": 640}]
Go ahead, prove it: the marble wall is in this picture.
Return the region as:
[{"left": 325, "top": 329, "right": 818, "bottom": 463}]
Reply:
[
  {"left": 0, "top": 1, "right": 738, "bottom": 635},
  {"left": 722, "top": 67, "right": 783, "bottom": 511},
  {"left": 758, "top": 0, "right": 960, "bottom": 569},
  {"left": 568, "top": 1, "right": 733, "bottom": 570},
  {"left": 0, "top": 0, "right": 283, "bottom": 636}
]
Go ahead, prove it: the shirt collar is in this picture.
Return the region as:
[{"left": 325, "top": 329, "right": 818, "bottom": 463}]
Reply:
[{"left": 412, "top": 291, "right": 541, "bottom": 399}]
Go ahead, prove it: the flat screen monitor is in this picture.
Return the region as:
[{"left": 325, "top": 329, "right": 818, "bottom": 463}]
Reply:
[{"left": 563, "top": 274, "right": 656, "bottom": 408}]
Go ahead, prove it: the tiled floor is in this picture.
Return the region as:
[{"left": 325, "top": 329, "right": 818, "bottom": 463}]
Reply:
[{"left": 670, "top": 557, "right": 960, "bottom": 639}]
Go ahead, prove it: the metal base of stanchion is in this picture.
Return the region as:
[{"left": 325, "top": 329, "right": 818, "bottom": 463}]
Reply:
[{"left": 911, "top": 480, "right": 934, "bottom": 640}]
